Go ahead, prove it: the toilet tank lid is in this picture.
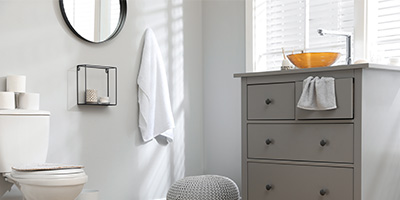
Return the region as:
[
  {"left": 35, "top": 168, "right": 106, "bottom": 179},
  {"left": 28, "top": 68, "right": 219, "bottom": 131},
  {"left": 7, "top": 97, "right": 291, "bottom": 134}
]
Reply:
[{"left": 0, "top": 110, "right": 50, "bottom": 116}]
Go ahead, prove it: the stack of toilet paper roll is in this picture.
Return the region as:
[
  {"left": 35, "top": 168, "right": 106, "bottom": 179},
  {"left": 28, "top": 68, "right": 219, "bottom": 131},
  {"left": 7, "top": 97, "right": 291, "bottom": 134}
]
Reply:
[{"left": 0, "top": 75, "right": 40, "bottom": 110}]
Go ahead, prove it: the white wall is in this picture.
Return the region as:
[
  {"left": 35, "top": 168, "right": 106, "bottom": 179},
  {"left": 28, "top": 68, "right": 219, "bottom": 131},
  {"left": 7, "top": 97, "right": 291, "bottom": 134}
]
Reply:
[
  {"left": 0, "top": 0, "right": 203, "bottom": 199},
  {"left": 203, "top": 0, "right": 245, "bottom": 191}
]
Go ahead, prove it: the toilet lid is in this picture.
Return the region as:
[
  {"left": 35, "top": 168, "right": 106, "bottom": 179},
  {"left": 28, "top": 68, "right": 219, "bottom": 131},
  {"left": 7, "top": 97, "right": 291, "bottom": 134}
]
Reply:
[{"left": 12, "top": 163, "right": 84, "bottom": 172}]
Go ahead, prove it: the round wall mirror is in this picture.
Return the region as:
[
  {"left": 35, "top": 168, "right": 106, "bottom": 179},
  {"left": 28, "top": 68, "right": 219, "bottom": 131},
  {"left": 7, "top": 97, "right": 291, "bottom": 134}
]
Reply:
[{"left": 59, "top": 0, "right": 127, "bottom": 43}]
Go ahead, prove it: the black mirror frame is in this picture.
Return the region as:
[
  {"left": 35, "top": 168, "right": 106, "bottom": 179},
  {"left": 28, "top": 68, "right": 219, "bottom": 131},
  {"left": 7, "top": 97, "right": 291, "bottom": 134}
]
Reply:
[{"left": 59, "top": 0, "right": 127, "bottom": 44}]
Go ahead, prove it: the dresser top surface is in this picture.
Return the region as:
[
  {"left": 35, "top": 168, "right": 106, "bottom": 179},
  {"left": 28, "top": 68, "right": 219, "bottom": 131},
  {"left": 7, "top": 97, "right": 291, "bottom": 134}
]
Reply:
[{"left": 234, "top": 63, "right": 400, "bottom": 78}]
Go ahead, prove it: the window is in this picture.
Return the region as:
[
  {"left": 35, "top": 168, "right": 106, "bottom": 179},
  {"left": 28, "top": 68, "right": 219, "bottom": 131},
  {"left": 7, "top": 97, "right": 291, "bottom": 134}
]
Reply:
[
  {"left": 248, "top": 0, "right": 354, "bottom": 71},
  {"left": 368, "top": 0, "right": 400, "bottom": 62}
]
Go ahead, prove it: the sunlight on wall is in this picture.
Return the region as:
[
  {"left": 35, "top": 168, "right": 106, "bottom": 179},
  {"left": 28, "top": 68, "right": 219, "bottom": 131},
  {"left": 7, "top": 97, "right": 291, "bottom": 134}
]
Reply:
[
  {"left": 359, "top": 72, "right": 400, "bottom": 199},
  {"left": 169, "top": 0, "right": 185, "bottom": 182},
  {"left": 170, "top": 4, "right": 185, "bottom": 191},
  {"left": 137, "top": 0, "right": 185, "bottom": 199}
]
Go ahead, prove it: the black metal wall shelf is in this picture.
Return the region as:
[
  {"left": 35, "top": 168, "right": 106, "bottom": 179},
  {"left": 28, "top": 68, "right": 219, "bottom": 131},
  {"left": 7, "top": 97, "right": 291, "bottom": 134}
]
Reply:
[{"left": 77, "top": 64, "right": 117, "bottom": 106}]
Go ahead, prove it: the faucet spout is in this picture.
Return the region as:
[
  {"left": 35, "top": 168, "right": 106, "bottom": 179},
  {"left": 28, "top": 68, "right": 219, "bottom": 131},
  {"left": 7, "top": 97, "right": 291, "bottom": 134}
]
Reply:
[{"left": 317, "top": 29, "right": 352, "bottom": 65}]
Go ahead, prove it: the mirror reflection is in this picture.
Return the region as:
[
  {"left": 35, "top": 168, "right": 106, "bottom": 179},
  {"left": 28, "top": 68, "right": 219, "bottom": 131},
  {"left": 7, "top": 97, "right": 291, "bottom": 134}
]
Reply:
[{"left": 60, "top": 0, "right": 126, "bottom": 43}]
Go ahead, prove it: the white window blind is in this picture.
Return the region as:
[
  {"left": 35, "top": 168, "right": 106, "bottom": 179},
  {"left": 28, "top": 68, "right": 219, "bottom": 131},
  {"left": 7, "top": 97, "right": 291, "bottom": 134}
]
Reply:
[
  {"left": 376, "top": 0, "right": 400, "bottom": 59},
  {"left": 253, "top": 0, "right": 354, "bottom": 71}
]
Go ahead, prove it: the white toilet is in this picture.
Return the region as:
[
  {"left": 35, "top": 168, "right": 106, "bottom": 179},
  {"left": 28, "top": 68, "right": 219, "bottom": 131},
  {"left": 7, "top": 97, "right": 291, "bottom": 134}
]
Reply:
[{"left": 0, "top": 110, "right": 88, "bottom": 200}]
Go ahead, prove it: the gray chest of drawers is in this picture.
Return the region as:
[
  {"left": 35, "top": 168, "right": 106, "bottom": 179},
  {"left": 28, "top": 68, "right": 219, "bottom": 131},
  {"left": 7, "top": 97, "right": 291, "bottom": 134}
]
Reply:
[{"left": 235, "top": 64, "right": 400, "bottom": 200}]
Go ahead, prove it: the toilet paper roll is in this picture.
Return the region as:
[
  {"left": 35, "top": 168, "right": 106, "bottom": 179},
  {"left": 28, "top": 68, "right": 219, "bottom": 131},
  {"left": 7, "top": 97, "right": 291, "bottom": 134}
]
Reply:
[
  {"left": 6, "top": 75, "right": 26, "bottom": 93},
  {"left": 0, "top": 92, "right": 15, "bottom": 110},
  {"left": 18, "top": 93, "right": 40, "bottom": 110}
]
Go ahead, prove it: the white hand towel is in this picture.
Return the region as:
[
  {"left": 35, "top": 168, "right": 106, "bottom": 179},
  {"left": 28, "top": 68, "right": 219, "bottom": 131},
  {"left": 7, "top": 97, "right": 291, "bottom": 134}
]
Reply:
[
  {"left": 297, "top": 76, "right": 337, "bottom": 110},
  {"left": 138, "top": 28, "right": 175, "bottom": 143}
]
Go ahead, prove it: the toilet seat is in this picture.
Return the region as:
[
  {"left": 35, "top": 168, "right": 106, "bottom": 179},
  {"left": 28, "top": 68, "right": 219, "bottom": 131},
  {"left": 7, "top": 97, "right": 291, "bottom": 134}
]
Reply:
[
  {"left": 7, "top": 175, "right": 88, "bottom": 187},
  {"left": 12, "top": 168, "right": 84, "bottom": 176},
  {"left": 11, "top": 169, "right": 86, "bottom": 180}
]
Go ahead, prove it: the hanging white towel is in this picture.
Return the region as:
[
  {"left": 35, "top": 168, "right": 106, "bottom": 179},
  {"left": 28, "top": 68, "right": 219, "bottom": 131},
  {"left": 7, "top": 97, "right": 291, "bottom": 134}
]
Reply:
[
  {"left": 138, "top": 28, "right": 175, "bottom": 143},
  {"left": 297, "top": 76, "right": 337, "bottom": 110}
]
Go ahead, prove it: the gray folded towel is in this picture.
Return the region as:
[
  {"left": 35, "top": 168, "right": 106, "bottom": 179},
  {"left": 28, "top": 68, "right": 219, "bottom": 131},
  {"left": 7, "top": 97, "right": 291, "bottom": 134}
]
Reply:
[{"left": 297, "top": 76, "right": 337, "bottom": 110}]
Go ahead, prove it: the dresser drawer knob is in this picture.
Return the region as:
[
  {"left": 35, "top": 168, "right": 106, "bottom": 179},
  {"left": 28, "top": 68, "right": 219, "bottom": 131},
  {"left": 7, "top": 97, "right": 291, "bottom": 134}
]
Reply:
[
  {"left": 320, "top": 140, "right": 328, "bottom": 147},
  {"left": 265, "top": 139, "right": 273, "bottom": 145},
  {"left": 320, "top": 189, "right": 328, "bottom": 196},
  {"left": 265, "top": 99, "right": 272, "bottom": 105},
  {"left": 265, "top": 184, "right": 273, "bottom": 191}
]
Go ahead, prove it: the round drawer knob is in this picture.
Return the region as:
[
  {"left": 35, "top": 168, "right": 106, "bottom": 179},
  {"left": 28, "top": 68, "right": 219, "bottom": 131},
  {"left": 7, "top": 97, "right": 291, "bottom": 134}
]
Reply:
[
  {"left": 320, "top": 140, "right": 328, "bottom": 147},
  {"left": 265, "top": 139, "right": 273, "bottom": 145},
  {"left": 320, "top": 189, "right": 327, "bottom": 196},
  {"left": 265, "top": 99, "right": 272, "bottom": 105},
  {"left": 265, "top": 184, "right": 273, "bottom": 191}
]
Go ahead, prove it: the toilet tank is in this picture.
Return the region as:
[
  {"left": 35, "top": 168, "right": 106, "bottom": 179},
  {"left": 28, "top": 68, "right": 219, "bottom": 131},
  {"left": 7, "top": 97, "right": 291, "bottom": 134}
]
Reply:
[{"left": 0, "top": 110, "right": 50, "bottom": 173}]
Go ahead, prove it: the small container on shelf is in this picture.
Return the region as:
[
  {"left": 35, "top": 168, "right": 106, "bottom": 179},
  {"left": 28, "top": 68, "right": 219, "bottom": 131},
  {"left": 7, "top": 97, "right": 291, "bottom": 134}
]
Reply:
[
  {"left": 77, "top": 64, "right": 117, "bottom": 106},
  {"left": 98, "top": 96, "right": 110, "bottom": 104}
]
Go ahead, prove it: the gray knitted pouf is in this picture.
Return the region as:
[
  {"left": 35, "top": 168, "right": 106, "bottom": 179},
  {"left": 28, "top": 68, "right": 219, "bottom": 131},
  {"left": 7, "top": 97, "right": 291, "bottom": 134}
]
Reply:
[{"left": 167, "top": 175, "right": 240, "bottom": 200}]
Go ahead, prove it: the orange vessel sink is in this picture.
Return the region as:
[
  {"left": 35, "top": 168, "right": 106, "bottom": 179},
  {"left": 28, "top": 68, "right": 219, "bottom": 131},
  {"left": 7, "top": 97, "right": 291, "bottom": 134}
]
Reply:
[{"left": 287, "top": 52, "right": 341, "bottom": 68}]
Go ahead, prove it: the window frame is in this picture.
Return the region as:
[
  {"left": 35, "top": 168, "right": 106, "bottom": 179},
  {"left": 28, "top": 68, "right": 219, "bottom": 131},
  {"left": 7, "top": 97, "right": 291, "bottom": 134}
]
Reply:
[{"left": 246, "top": 0, "right": 369, "bottom": 72}]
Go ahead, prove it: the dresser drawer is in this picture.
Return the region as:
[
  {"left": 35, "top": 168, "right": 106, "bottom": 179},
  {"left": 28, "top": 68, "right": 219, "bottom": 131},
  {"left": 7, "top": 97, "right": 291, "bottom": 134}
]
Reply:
[
  {"left": 247, "top": 83, "right": 295, "bottom": 120},
  {"left": 247, "top": 124, "right": 353, "bottom": 163},
  {"left": 248, "top": 163, "right": 353, "bottom": 200},
  {"left": 296, "top": 78, "right": 354, "bottom": 119}
]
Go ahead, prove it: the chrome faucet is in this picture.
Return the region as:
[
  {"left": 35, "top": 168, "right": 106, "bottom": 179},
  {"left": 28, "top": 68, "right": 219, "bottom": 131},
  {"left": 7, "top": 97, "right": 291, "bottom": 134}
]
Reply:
[{"left": 317, "top": 29, "right": 352, "bottom": 65}]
